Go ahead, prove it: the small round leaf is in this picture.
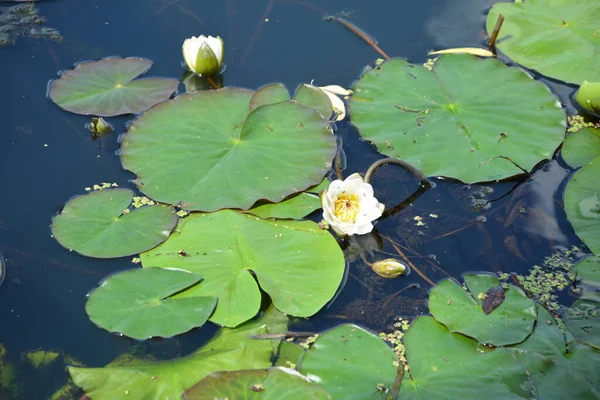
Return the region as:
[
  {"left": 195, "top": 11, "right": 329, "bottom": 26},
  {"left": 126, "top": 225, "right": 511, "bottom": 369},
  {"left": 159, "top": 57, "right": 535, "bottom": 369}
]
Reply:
[
  {"left": 48, "top": 57, "right": 179, "bottom": 116},
  {"left": 51, "top": 188, "right": 177, "bottom": 258}
]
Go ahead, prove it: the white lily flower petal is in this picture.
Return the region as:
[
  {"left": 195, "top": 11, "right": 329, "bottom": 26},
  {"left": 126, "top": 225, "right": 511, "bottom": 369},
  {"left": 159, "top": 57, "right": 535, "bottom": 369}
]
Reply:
[
  {"left": 321, "top": 173, "right": 384, "bottom": 237},
  {"left": 321, "top": 90, "right": 346, "bottom": 121},
  {"left": 182, "top": 34, "right": 224, "bottom": 76},
  {"left": 319, "top": 85, "right": 353, "bottom": 97}
]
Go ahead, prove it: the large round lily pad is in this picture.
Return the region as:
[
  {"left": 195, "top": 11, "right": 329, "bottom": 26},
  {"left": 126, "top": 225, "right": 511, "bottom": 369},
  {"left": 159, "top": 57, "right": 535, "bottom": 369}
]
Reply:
[
  {"left": 487, "top": 0, "right": 600, "bottom": 84},
  {"left": 48, "top": 57, "right": 179, "bottom": 116},
  {"left": 299, "top": 324, "right": 398, "bottom": 399},
  {"left": 141, "top": 210, "right": 345, "bottom": 327},
  {"left": 401, "top": 316, "right": 532, "bottom": 399},
  {"left": 564, "top": 155, "right": 600, "bottom": 255},
  {"left": 69, "top": 306, "right": 288, "bottom": 399},
  {"left": 349, "top": 54, "right": 566, "bottom": 183},
  {"left": 183, "top": 367, "right": 331, "bottom": 399},
  {"left": 86, "top": 268, "right": 216, "bottom": 340},
  {"left": 121, "top": 88, "right": 336, "bottom": 212},
  {"left": 429, "top": 274, "right": 536, "bottom": 346},
  {"left": 51, "top": 188, "right": 177, "bottom": 258}
]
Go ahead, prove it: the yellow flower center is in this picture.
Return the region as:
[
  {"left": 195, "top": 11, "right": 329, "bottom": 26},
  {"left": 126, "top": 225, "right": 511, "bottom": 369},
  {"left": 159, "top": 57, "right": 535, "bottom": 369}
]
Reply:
[{"left": 334, "top": 193, "right": 359, "bottom": 223}]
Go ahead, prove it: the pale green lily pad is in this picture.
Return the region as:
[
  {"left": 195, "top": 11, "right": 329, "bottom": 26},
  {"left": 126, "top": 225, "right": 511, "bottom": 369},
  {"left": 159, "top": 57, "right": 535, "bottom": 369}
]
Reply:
[
  {"left": 249, "top": 83, "right": 291, "bottom": 112},
  {"left": 294, "top": 84, "right": 333, "bottom": 120},
  {"left": 51, "top": 188, "right": 177, "bottom": 258},
  {"left": 564, "top": 155, "right": 600, "bottom": 255},
  {"left": 429, "top": 274, "right": 536, "bottom": 345},
  {"left": 510, "top": 306, "right": 600, "bottom": 398},
  {"left": 401, "top": 316, "right": 531, "bottom": 399},
  {"left": 349, "top": 54, "right": 565, "bottom": 183},
  {"left": 183, "top": 367, "right": 331, "bottom": 399},
  {"left": 299, "top": 324, "right": 398, "bottom": 400},
  {"left": 48, "top": 57, "right": 179, "bottom": 116},
  {"left": 564, "top": 300, "right": 600, "bottom": 349},
  {"left": 141, "top": 210, "right": 345, "bottom": 327},
  {"left": 69, "top": 306, "right": 287, "bottom": 399},
  {"left": 121, "top": 88, "right": 336, "bottom": 212},
  {"left": 275, "top": 342, "right": 305, "bottom": 369},
  {"left": 562, "top": 127, "right": 600, "bottom": 168},
  {"left": 486, "top": 0, "right": 600, "bottom": 84},
  {"left": 86, "top": 268, "right": 216, "bottom": 340}
]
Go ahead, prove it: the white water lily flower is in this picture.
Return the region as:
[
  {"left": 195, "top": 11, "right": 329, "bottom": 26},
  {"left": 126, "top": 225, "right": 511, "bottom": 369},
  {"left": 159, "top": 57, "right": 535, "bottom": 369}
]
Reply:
[
  {"left": 182, "top": 35, "right": 224, "bottom": 76},
  {"left": 322, "top": 173, "right": 384, "bottom": 236},
  {"left": 311, "top": 83, "right": 352, "bottom": 121}
]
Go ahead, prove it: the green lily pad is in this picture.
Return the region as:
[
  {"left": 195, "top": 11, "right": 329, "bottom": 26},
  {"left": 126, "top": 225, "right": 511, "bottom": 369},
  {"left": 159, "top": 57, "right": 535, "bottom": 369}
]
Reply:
[
  {"left": 69, "top": 306, "right": 287, "bottom": 399},
  {"left": 294, "top": 84, "right": 333, "bottom": 120},
  {"left": 51, "top": 188, "right": 177, "bottom": 258},
  {"left": 401, "top": 316, "right": 531, "bottom": 399},
  {"left": 299, "top": 324, "right": 398, "bottom": 399},
  {"left": 249, "top": 83, "right": 291, "bottom": 112},
  {"left": 275, "top": 342, "right": 306, "bottom": 369},
  {"left": 429, "top": 274, "right": 537, "bottom": 346},
  {"left": 571, "top": 256, "right": 600, "bottom": 302},
  {"left": 564, "top": 156, "right": 600, "bottom": 255},
  {"left": 85, "top": 268, "right": 216, "bottom": 340},
  {"left": 562, "top": 127, "right": 600, "bottom": 168},
  {"left": 509, "top": 305, "right": 600, "bottom": 398},
  {"left": 48, "top": 57, "right": 179, "bottom": 116},
  {"left": 141, "top": 210, "right": 345, "bottom": 327},
  {"left": 349, "top": 54, "right": 565, "bottom": 183},
  {"left": 245, "top": 192, "right": 321, "bottom": 220},
  {"left": 486, "top": 0, "right": 600, "bottom": 84},
  {"left": 121, "top": 88, "right": 336, "bottom": 212},
  {"left": 183, "top": 367, "right": 331, "bottom": 399}
]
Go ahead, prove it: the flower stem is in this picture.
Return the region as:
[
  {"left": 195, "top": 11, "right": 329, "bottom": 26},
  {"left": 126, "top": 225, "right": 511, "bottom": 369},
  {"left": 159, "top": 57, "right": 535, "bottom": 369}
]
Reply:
[{"left": 364, "top": 157, "right": 430, "bottom": 187}]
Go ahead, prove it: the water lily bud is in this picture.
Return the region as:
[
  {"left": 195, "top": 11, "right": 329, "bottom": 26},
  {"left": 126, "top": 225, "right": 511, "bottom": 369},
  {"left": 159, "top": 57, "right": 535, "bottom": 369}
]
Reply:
[
  {"left": 575, "top": 81, "right": 600, "bottom": 116},
  {"left": 182, "top": 35, "right": 224, "bottom": 77},
  {"left": 371, "top": 258, "right": 406, "bottom": 278},
  {"left": 322, "top": 173, "right": 384, "bottom": 236}
]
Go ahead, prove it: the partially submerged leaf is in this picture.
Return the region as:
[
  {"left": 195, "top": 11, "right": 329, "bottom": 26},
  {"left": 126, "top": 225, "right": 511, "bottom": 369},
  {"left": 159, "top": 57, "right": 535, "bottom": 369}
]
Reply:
[
  {"left": 183, "top": 367, "right": 331, "bottom": 399},
  {"left": 482, "top": 286, "right": 505, "bottom": 315},
  {"left": 86, "top": 268, "right": 217, "bottom": 340},
  {"left": 69, "top": 307, "right": 288, "bottom": 399},
  {"left": 428, "top": 47, "right": 494, "bottom": 57},
  {"left": 562, "top": 127, "right": 600, "bottom": 168}
]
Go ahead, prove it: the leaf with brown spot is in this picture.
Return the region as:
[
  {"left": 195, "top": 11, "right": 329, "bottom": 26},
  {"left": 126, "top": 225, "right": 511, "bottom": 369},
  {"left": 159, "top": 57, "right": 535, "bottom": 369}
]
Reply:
[{"left": 482, "top": 286, "right": 505, "bottom": 315}]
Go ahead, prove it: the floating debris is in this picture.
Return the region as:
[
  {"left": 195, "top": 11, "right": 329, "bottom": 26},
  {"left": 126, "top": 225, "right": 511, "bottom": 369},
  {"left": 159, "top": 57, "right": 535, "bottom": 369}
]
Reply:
[
  {"left": 0, "top": 252, "right": 4, "bottom": 287},
  {"left": 0, "top": 3, "right": 62, "bottom": 47}
]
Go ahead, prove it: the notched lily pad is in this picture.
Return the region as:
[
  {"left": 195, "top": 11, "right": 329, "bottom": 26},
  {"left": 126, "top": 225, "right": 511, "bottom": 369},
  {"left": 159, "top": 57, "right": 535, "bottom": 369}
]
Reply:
[
  {"left": 183, "top": 367, "right": 331, "bottom": 399},
  {"left": 562, "top": 127, "right": 600, "bottom": 168},
  {"left": 51, "top": 188, "right": 177, "bottom": 258},
  {"left": 121, "top": 88, "right": 336, "bottom": 212},
  {"left": 249, "top": 83, "right": 291, "bottom": 112},
  {"left": 86, "top": 267, "right": 216, "bottom": 340},
  {"left": 350, "top": 54, "right": 566, "bottom": 183},
  {"left": 48, "top": 57, "right": 179, "bottom": 116},
  {"left": 429, "top": 273, "right": 537, "bottom": 346},
  {"left": 141, "top": 211, "right": 345, "bottom": 327}
]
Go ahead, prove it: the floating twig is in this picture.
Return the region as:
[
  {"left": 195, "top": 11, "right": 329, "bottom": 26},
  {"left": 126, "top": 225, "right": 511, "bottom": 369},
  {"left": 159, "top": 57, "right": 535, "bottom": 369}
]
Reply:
[
  {"left": 381, "top": 234, "right": 436, "bottom": 286},
  {"left": 248, "top": 331, "right": 317, "bottom": 340},
  {"left": 479, "top": 155, "right": 530, "bottom": 176},
  {"left": 488, "top": 14, "right": 505, "bottom": 51},
  {"left": 325, "top": 15, "right": 391, "bottom": 60},
  {"left": 241, "top": 0, "right": 276, "bottom": 65}
]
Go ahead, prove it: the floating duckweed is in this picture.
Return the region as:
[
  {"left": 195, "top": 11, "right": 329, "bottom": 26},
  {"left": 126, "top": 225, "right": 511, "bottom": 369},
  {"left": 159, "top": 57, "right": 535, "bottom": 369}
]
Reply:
[
  {"left": 22, "top": 350, "right": 60, "bottom": 368},
  {"left": 567, "top": 115, "right": 596, "bottom": 133},
  {"left": 131, "top": 257, "right": 141, "bottom": 264},
  {"left": 379, "top": 317, "right": 410, "bottom": 370},
  {"left": 299, "top": 334, "right": 319, "bottom": 349},
  {"left": 85, "top": 182, "right": 118, "bottom": 192},
  {"left": 0, "top": 4, "right": 62, "bottom": 47},
  {"left": 131, "top": 196, "right": 155, "bottom": 208},
  {"left": 176, "top": 209, "right": 190, "bottom": 218},
  {"left": 423, "top": 58, "right": 436, "bottom": 71}
]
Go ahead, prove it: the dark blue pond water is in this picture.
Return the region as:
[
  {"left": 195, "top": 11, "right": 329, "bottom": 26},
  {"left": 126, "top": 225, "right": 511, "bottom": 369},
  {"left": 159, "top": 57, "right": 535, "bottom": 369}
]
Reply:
[{"left": 0, "top": 0, "right": 586, "bottom": 397}]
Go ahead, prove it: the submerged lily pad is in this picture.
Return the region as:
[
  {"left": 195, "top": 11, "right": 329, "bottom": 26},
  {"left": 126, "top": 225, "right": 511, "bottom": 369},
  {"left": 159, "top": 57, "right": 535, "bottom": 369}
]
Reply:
[
  {"left": 350, "top": 54, "right": 565, "bottom": 183},
  {"left": 141, "top": 211, "right": 345, "bottom": 327},
  {"left": 487, "top": 0, "right": 600, "bottom": 84},
  {"left": 562, "top": 127, "right": 600, "bottom": 168},
  {"left": 564, "top": 300, "right": 600, "bottom": 349},
  {"left": 402, "top": 316, "right": 532, "bottom": 399},
  {"left": 564, "top": 156, "right": 600, "bottom": 255},
  {"left": 429, "top": 274, "right": 536, "bottom": 346},
  {"left": 69, "top": 306, "right": 287, "bottom": 399},
  {"left": 51, "top": 188, "right": 177, "bottom": 258},
  {"left": 183, "top": 367, "right": 331, "bottom": 399},
  {"left": 571, "top": 256, "right": 600, "bottom": 303},
  {"left": 48, "top": 57, "right": 178, "bottom": 116},
  {"left": 86, "top": 268, "right": 216, "bottom": 340},
  {"left": 121, "top": 88, "right": 336, "bottom": 212},
  {"left": 299, "top": 324, "right": 398, "bottom": 400}
]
